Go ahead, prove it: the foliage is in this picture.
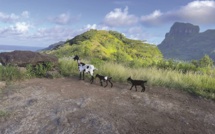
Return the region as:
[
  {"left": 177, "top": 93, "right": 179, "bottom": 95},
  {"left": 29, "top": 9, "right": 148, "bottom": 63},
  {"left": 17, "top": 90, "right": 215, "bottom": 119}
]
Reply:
[
  {"left": 0, "top": 65, "right": 24, "bottom": 81},
  {"left": 154, "top": 55, "right": 215, "bottom": 75},
  {"left": 44, "top": 29, "right": 163, "bottom": 68},
  {"left": 58, "top": 58, "right": 215, "bottom": 100},
  {"left": 198, "top": 55, "right": 214, "bottom": 68},
  {"left": 26, "top": 62, "right": 55, "bottom": 78}
]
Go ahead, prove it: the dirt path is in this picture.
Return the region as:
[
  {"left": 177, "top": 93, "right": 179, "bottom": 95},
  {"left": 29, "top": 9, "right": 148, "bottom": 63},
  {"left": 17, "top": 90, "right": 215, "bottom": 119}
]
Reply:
[{"left": 0, "top": 77, "right": 215, "bottom": 134}]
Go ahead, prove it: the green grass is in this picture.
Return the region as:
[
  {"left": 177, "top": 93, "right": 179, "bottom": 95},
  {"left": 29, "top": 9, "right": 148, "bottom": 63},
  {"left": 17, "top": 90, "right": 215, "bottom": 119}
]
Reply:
[
  {"left": 0, "top": 110, "right": 10, "bottom": 118},
  {"left": 0, "top": 65, "right": 25, "bottom": 81},
  {"left": 58, "top": 58, "right": 215, "bottom": 100},
  {"left": 0, "top": 58, "right": 214, "bottom": 100}
]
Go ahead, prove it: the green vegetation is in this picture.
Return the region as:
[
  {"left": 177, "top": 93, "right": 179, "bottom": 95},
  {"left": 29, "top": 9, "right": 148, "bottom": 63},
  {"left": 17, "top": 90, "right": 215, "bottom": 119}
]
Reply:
[
  {"left": 155, "top": 55, "right": 215, "bottom": 76},
  {"left": 0, "top": 62, "right": 56, "bottom": 82},
  {"left": 0, "top": 110, "right": 10, "bottom": 120},
  {"left": 0, "top": 65, "right": 25, "bottom": 81},
  {"left": 26, "top": 62, "right": 55, "bottom": 78},
  {"left": 45, "top": 30, "right": 163, "bottom": 67},
  {"left": 58, "top": 58, "right": 215, "bottom": 100}
]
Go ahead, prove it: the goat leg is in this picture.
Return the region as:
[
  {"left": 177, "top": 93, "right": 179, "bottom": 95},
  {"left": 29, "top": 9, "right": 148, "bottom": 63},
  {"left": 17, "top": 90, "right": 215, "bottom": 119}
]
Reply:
[
  {"left": 100, "top": 80, "right": 103, "bottom": 86},
  {"left": 104, "top": 81, "right": 108, "bottom": 87},
  {"left": 130, "top": 85, "right": 134, "bottom": 90},
  {"left": 90, "top": 76, "right": 94, "bottom": 84},
  {"left": 79, "top": 72, "right": 82, "bottom": 80},
  {"left": 109, "top": 80, "right": 113, "bottom": 88},
  {"left": 82, "top": 71, "right": 85, "bottom": 80},
  {"left": 141, "top": 85, "right": 145, "bottom": 92},
  {"left": 135, "top": 85, "right": 137, "bottom": 91}
]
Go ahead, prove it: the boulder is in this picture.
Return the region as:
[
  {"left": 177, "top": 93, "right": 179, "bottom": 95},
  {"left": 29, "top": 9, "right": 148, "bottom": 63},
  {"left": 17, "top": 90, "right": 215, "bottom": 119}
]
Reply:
[{"left": 0, "top": 50, "right": 58, "bottom": 67}]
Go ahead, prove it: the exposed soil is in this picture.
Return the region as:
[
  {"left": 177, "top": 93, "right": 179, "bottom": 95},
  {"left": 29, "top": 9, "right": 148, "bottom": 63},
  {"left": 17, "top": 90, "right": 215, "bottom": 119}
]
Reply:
[{"left": 0, "top": 77, "right": 215, "bottom": 134}]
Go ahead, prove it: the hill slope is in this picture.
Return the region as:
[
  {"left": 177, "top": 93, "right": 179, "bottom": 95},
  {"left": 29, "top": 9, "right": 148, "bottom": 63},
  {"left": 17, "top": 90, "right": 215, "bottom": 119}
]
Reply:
[
  {"left": 158, "top": 22, "right": 215, "bottom": 61},
  {"left": 44, "top": 30, "right": 163, "bottom": 66}
]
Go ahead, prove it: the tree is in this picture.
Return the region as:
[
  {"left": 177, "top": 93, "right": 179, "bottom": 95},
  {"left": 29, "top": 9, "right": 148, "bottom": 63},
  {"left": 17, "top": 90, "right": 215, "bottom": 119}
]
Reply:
[{"left": 198, "top": 55, "right": 214, "bottom": 68}]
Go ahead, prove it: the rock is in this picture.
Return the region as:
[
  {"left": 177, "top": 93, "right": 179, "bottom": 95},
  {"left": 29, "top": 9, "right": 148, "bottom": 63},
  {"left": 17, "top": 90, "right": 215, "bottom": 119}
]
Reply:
[
  {"left": 0, "top": 50, "right": 58, "bottom": 67},
  {"left": 158, "top": 22, "right": 215, "bottom": 61},
  {"left": 168, "top": 22, "right": 199, "bottom": 37},
  {"left": 46, "top": 70, "right": 61, "bottom": 79}
]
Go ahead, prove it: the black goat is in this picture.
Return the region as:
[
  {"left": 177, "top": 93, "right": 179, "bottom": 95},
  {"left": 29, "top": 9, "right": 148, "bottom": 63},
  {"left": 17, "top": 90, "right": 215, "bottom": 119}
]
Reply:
[
  {"left": 95, "top": 74, "right": 113, "bottom": 88},
  {"left": 127, "top": 77, "right": 147, "bottom": 92}
]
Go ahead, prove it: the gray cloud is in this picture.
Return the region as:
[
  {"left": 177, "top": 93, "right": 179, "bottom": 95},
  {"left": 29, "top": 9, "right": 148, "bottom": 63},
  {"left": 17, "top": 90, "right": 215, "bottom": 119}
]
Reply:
[
  {"left": 49, "top": 13, "right": 81, "bottom": 25},
  {"left": 140, "top": 0, "right": 215, "bottom": 25}
]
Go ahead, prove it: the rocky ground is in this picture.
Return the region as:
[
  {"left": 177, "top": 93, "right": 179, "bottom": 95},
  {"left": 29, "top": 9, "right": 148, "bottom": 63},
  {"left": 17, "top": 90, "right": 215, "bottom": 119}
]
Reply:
[{"left": 0, "top": 77, "right": 215, "bottom": 134}]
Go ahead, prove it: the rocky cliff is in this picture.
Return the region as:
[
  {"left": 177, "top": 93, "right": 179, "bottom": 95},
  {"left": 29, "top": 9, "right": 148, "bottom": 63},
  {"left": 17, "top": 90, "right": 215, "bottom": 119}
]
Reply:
[{"left": 158, "top": 22, "right": 215, "bottom": 61}]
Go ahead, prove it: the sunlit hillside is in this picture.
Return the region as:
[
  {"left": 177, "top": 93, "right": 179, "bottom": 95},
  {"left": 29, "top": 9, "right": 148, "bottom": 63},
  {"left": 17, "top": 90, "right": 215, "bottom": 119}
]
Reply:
[{"left": 44, "top": 30, "right": 163, "bottom": 67}]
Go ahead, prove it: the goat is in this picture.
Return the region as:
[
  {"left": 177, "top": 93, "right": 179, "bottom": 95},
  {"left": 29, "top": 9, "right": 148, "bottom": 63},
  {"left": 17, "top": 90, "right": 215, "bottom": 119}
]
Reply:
[
  {"left": 127, "top": 77, "right": 147, "bottom": 92},
  {"left": 73, "top": 55, "right": 96, "bottom": 83},
  {"left": 95, "top": 74, "right": 113, "bottom": 88}
]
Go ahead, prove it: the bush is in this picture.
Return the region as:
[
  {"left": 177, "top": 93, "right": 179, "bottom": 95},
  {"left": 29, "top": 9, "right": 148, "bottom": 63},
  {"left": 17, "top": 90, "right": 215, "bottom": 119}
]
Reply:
[
  {"left": 0, "top": 65, "right": 24, "bottom": 81},
  {"left": 26, "top": 62, "right": 55, "bottom": 78}
]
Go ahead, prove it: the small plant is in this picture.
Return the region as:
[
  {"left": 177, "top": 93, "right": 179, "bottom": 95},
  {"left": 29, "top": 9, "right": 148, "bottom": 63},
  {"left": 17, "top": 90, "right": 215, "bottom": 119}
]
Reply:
[
  {"left": 0, "top": 110, "right": 10, "bottom": 118},
  {"left": 26, "top": 62, "right": 55, "bottom": 78},
  {"left": 0, "top": 65, "right": 24, "bottom": 81}
]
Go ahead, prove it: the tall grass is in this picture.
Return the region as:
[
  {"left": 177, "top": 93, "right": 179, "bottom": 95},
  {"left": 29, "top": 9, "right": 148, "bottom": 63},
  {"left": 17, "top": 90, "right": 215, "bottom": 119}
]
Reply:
[
  {"left": 58, "top": 57, "right": 79, "bottom": 77},
  {"left": 0, "top": 65, "right": 25, "bottom": 81},
  {"left": 59, "top": 58, "right": 215, "bottom": 100}
]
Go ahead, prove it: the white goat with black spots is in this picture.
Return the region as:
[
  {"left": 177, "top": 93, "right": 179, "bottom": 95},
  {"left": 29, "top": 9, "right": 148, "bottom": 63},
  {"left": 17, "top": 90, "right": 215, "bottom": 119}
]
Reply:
[{"left": 73, "top": 55, "right": 97, "bottom": 83}]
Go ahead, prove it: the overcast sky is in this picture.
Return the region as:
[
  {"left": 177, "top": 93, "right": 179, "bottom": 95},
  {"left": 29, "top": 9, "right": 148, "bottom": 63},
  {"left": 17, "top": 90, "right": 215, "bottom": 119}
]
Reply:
[{"left": 0, "top": 0, "right": 215, "bottom": 47}]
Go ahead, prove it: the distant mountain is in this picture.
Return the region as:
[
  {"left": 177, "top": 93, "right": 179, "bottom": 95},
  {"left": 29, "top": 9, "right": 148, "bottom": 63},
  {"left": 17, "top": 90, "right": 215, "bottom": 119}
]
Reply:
[
  {"left": 0, "top": 45, "right": 42, "bottom": 52},
  {"left": 158, "top": 22, "right": 215, "bottom": 61},
  {"left": 43, "top": 30, "right": 163, "bottom": 66},
  {"left": 40, "top": 41, "right": 65, "bottom": 51}
]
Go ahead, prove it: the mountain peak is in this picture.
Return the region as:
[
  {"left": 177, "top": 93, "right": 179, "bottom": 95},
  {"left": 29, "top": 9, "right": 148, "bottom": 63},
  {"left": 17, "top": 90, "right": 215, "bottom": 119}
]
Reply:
[
  {"left": 158, "top": 22, "right": 215, "bottom": 61},
  {"left": 166, "top": 22, "right": 200, "bottom": 37}
]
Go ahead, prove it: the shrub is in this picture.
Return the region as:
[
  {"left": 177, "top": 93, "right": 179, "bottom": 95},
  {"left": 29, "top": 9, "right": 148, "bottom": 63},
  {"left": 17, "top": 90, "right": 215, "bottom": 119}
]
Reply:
[
  {"left": 26, "top": 62, "right": 55, "bottom": 78},
  {"left": 0, "top": 65, "right": 24, "bottom": 81}
]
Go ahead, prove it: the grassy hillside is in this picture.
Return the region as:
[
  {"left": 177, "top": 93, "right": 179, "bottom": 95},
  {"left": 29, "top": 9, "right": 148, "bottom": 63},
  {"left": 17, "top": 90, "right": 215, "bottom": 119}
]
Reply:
[{"left": 44, "top": 30, "right": 163, "bottom": 67}]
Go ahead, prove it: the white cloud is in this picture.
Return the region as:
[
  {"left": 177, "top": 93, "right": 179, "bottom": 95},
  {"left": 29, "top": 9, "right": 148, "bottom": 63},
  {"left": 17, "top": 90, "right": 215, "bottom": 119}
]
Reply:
[
  {"left": 50, "top": 13, "right": 81, "bottom": 25},
  {"left": 0, "top": 12, "right": 19, "bottom": 23},
  {"left": 21, "top": 11, "right": 30, "bottom": 18},
  {"left": 0, "top": 22, "right": 30, "bottom": 36},
  {"left": 0, "top": 11, "right": 31, "bottom": 23},
  {"left": 84, "top": 24, "right": 109, "bottom": 30},
  {"left": 178, "top": 0, "right": 215, "bottom": 23},
  {"left": 86, "top": 24, "right": 97, "bottom": 29},
  {"left": 140, "top": 0, "right": 215, "bottom": 25},
  {"left": 141, "top": 10, "right": 163, "bottom": 25},
  {"left": 104, "top": 6, "right": 138, "bottom": 27},
  {"left": 13, "top": 22, "right": 30, "bottom": 33}
]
